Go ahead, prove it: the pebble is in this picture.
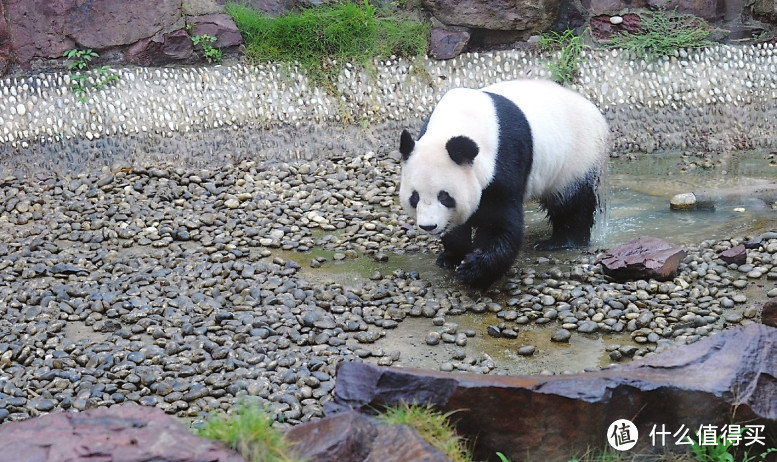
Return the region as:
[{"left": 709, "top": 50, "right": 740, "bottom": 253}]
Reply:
[
  {"left": 551, "top": 329, "right": 572, "bottom": 343},
  {"left": 517, "top": 345, "right": 536, "bottom": 356}
]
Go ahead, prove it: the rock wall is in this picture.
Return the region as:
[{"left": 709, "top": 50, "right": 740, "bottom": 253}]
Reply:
[
  {"left": 0, "top": 0, "right": 242, "bottom": 76},
  {"left": 1, "top": 0, "right": 777, "bottom": 74}
]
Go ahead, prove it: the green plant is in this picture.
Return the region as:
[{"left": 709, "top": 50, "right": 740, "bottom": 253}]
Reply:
[
  {"left": 496, "top": 451, "right": 511, "bottom": 462},
  {"left": 378, "top": 402, "right": 471, "bottom": 462},
  {"left": 191, "top": 33, "right": 223, "bottom": 63},
  {"left": 63, "top": 48, "right": 119, "bottom": 102},
  {"left": 691, "top": 433, "right": 736, "bottom": 462},
  {"left": 226, "top": 0, "right": 428, "bottom": 89},
  {"left": 195, "top": 401, "right": 301, "bottom": 462},
  {"left": 604, "top": 10, "right": 711, "bottom": 61},
  {"left": 567, "top": 447, "right": 625, "bottom": 462},
  {"left": 742, "top": 447, "right": 777, "bottom": 461},
  {"left": 538, "top": 28, "right": 588, "bottom": 85}
]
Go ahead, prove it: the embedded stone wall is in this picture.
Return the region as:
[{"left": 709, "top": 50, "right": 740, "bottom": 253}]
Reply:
[{"left": 1, "top": 42, "right": 776, "bottom": 178}]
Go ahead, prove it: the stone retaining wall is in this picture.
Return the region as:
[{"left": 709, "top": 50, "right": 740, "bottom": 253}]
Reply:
[{"left": 1, "top": 43, "right": 776, "bottom": 177}]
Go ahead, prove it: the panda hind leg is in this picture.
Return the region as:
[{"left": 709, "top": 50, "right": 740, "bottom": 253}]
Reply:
[
  {"left": 535, "top": 174, "right": 598, "bottom": 251},
  {"left": 437, "top": 224, "right": 473, "bottom": 269}
]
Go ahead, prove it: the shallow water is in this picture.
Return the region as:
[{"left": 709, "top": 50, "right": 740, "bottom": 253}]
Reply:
[{"left": 283, "top": 150, "right": 776, "bottom": 375}]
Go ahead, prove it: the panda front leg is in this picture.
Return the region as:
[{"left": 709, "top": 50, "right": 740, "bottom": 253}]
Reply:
[
  {"left": 437, "top": 224, "right": 472, "bottom": 269},
  {"left": 455, "top": 209, "right": 523, "bottom": 289}
]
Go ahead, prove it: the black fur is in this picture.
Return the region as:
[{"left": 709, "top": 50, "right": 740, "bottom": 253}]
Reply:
[
  {"left": 400, "top": 129, "right": 415, "bottom": 160},
  {"left": 535, "top": 168, "right": 599, "bottom": 250},
  {"left": 439, "top": 92, "right": 534, "bottom": 289},
  {"left": 445, "top": 136, "right": 479, "bottom": 165}
]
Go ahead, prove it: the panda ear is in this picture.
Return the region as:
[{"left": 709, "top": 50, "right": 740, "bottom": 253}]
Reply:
[
  {"left": 446, "top": 136, "right": 479, "bottom": 165},
  {"left": 399, "top": 129, "right": 415, "bottom": 161}
]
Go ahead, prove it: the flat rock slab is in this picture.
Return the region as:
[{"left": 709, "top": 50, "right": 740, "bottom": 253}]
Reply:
[
  {"left": 599, "top": 236, "right": 687, "bottom": 281},
  {"left": 0, "top": 405, "right": 244, "bottom": 462},
  {"left": 333, "top": 324, "right": 777, "bottom": 461}
]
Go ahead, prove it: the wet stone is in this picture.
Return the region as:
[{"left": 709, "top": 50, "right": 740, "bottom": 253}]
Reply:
[
  {"left": 517, "top": 345, "right": 536, "bottom": 356},
  {"left": 551, "top": 329, "right": 572, "bottom": 343},
  {"left": 577, "top": 321, "right": 599, "bottom": 334}
]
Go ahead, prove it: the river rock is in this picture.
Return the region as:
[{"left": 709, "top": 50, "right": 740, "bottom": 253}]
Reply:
[
  {"left": 0, "top": 405, "right": 244, "bottom": 462},
  {"left": 762, "top": 298, "right": 777, "bottom": 328},
  {"left": 599, "top": 236, "right": 687, "bottom": 282},
  {"left": 332, "top": 324, "right": 777, "bottom": 461},
  {"left": 718, "top": 244, "right": 747, "bottom": 265}
]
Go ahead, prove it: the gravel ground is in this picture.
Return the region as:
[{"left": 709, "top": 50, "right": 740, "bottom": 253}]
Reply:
[
  {"left": 0, "top": 150, "right": 775, "bottom": 427},
  {"left": 1, "top": 43, "right": 777, "bottom": 427}
]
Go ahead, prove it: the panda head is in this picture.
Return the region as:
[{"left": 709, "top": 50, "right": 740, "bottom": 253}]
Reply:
[{"left": 398, "top": 129, "right": 483, "bottom": 235}]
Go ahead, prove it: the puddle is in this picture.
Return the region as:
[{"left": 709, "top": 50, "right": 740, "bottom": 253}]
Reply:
[{"left": 275, "top": 150, "right": 776, "bottom": 375}]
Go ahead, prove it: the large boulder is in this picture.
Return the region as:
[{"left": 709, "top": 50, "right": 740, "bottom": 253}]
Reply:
[
  {"left": 599, "top": 236, "right": 687, "bottom": 281},
  {"left": 126, "top": 29, "right": 195, "bottom": 66},
  {"left": 0, "top": 2, "right": 10, "bottom": 75},
  {"left": 0, "top": 405, "right": 244, "bottom": 462},
  {"left": 584, "top": 0, "right": 724, "bottom": 20},
  {"left": 189, "top": 14, "right": 243, "bottom": 48},
  {"left": 5, "top": 0, "right": 183, "bottom": 65},
  {"left": 332, "top": 324, "right": 777, "bottom": 461},
  {"left": 429, "top": 28, "right": 471, "bottom": 60},
  {"left": 64, "top": 0, "right": 184, "bottom": 50},
  {"left": 4, "top": 0, "right": 76, "bottom": 65},
  {"left": 2, "top": 0, "right": 243, "bottom": 70},
  {"left": 422, "top": 0, "right": 563, "bottom": 34},
  {"left": 286, "top": 411, "right": 378, "bottom": 462},
  {"left": 285, "top": 410, "right": 451, "bottom": 462}
]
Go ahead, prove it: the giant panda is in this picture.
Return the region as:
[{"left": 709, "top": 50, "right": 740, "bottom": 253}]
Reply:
[{"left": 398, "top": 79, "right": 609, "bottom": 289}]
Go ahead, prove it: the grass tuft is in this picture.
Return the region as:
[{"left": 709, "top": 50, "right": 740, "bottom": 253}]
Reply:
[
  {"left": 604, "top": 10, "right": 711, "bottom": 61},
  {"left": 226, "top": 1, "right": 428, "bottom": 88},
  {"left": 538, "top": 28, "right": 588, "bottom": 85},
  {"left": 378, "top": 402, "right": 471, "bottom": 462},
  {"left": 195, "top": 401, "right": 302, "bottom": 462}
]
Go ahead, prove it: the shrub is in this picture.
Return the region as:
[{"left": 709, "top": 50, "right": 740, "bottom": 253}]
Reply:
[{"left": 605, "top": 10, "right": 711, "bottom": 61}]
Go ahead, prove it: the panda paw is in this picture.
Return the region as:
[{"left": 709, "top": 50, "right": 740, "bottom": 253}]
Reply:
[
  {"left": 454, "top": 249, "right": 493, "bottom": 289},
  {"left": 436, "top": 250, "right": 464, "bottom": 269}
]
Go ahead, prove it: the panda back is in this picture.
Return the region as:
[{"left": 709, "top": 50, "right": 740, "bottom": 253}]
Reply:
[{"left": 483, "top": 80, "right": 609, "bottom": 199}]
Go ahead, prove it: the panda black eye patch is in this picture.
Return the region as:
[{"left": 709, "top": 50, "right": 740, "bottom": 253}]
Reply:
[
  {"left": 438, "top": 191, "right": 456, "bottom": 208},
  {"left": 409, "top": 191, "right": 419, "bottom": 208}
]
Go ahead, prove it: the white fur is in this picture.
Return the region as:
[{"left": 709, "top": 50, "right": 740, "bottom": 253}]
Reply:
[
  {"left": 400, "top": 88, "right": 500, "bottom": 234},
  {"left": 400, "top": 79, "right": 608, "bottom": 234},
  {"left": 482, "top": 80, "right": 609, "bottom": 200}
]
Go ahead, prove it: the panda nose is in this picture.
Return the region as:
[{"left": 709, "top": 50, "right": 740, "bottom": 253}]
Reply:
[{"left": 419, "top": 224, "right": 437, "bottom": 232}]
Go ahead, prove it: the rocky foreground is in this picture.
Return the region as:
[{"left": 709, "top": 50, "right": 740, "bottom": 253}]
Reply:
[{"left": 0, "top": 148, "right": 775, "bottom": 428}]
